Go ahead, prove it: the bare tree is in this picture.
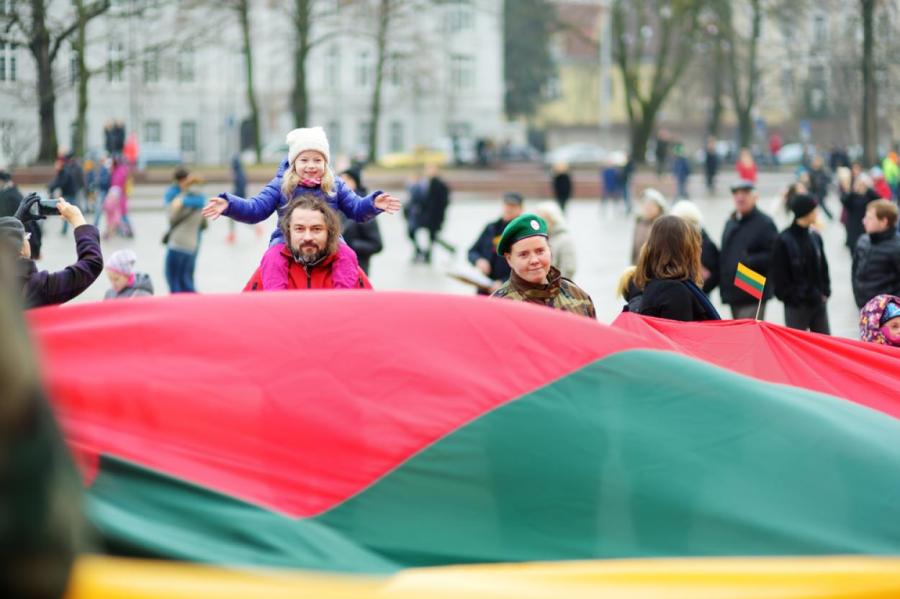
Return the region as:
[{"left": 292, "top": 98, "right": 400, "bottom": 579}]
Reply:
[
  {"left": 861, "top": 0, "right": 877, "bottom": 165},
  {"left": 2, "top": 0, "right": 111, "bottom": 162},
  {"left": 719, "top": 0, "right": 762, "bottom": 149},
  {"left": 236, "top": 0, "right": 261, "bottom": 162},
  {"left": 611, "top": 0, "right": 704, "bottom": 163}
]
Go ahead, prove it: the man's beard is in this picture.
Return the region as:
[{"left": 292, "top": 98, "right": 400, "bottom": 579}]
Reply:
[{"left": 292, "top": 243, "right": 328, "bottom": 265}]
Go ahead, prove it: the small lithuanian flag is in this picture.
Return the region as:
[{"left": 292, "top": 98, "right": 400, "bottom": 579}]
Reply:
[{"left": 734, "top": 262, "right": 766, "bottom": 300}]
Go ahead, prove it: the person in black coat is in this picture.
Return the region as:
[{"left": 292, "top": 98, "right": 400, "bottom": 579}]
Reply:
[
  {"left": 551, "top": 162, "right": 572, "bottom": 211},
  {"left": 841, "top": 173, "right": 882, "bottom": 251},
  {"left": 1, "top": 196, "right": 102, "bottom": 308},
  {"left": 704, "top": 136, "right": 719, "bottom": 194},
  {"left": 417, "top": 164, "right": 454, "bottom": 262},
  {"left": 339, "top": 169, "right": 383, "bottom": 275},
  {"left": 0, "top": 170, "right": 41, "bottom": 259},
  {"left": 468, "top": 193, "right": 523, "bottom": 295},
  {"left": 852, "top": 199, "right": 900, "bottom": 308},
  {"left": 719, "top": 180, "right": 778, "bottom": 319},
  {"left": 770, "top": 194, "right": 831, "bottom": 334},
  {"left": 807, "top": 156, "right": 833, "bottom": 220},
  {"left": 635, "top": 215, "right": 720, "bottom": 322}
]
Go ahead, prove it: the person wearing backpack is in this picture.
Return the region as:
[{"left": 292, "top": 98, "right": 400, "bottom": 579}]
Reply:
[
  {"left": 770, "top": 194, "right": 831, "bottom": 334},
  {"left": 163, "top": 168, "right": 207, "bottom": 293}
]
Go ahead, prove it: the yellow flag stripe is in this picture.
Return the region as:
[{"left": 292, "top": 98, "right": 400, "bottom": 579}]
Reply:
[{"left": 736, "top": 262, "right": 766, "bottom": 286}]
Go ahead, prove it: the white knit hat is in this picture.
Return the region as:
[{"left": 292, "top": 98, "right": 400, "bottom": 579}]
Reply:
[
  {"left": 286, "top": 126, "right": 330, "bottom": 166},
  {"left": 107, "top": 248, "right": 137, "bottom": 276}
]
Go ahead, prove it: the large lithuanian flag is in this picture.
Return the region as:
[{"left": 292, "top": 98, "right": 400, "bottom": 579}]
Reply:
[{"left": 28, "top": 292, "right": 900, "bottom": 575}]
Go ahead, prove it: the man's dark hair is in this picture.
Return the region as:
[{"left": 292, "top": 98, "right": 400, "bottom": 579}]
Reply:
[
  {"left": 173, "top": 167, "right": 190, "bottom": 182},
  {"left": 279, "top": 194, "right": 341, "bottom": 258}
]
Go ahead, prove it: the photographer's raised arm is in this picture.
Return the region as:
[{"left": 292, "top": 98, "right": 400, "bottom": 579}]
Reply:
[{"left": 22, "top": 199, "right": 103, "bottom": 308}]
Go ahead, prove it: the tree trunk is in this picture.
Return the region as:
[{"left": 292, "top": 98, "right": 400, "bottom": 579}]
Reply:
[
  {"left": 706, "top": 36, "right": 724, "bottom": 138},
  {"left": 861, "top": 0, "right": 877, "bottom": 167},
  {"left": 238, "top": 0, "right": 261, "bottom": 163},
  {"left": 736, "top": 108, "right": 754, "bottom": 150},
  {"left": 30, "top": 0, "right": 57, "bottom": 163},
  {"left": 73, "top": 0, "right": 88, "bottom": 158},
  {"left": 368, "top": 0, "right": 391, "bottom": 163},
  {"left": 291, "top": 0, "right": 311, "bottom": 127},
  {"left": 630, "top": 99, "right": 663, "bottom": 165}
]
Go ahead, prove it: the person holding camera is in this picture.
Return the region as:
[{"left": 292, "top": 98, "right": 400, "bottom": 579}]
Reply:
[{"left": 0, "top": 194, "right": 103, "bottom": 308}]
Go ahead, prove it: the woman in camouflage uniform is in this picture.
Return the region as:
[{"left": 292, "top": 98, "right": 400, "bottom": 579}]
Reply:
[{"left": 491, "top": 213, "right": 595, "bottom": 319}]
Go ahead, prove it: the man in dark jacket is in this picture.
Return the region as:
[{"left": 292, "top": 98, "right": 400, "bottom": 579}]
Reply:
[
  {"left": 1, "top": 196, "right": 103, "bottom": 308},
  {"left": 770, "top": 194, "right": 831, "bottom": 333},
  {"left": 852, "top": 199, "right": 900, "bottom": 308},
  {"left": 807, "top": 156, "right": 833, "bottom": 220},
  {"left": 468, "top": 192, "right": 523, "bottom": 295},
  {"left": 416, "top": 164, "right": 454, "bottom": 263},
  {"left": 719, "top": 180, "right": 778, "bottom": 319}
]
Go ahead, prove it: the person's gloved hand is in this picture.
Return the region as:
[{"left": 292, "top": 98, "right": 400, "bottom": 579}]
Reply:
[{"left": 14, "top": 193, "right": 45, "bottom": 224}]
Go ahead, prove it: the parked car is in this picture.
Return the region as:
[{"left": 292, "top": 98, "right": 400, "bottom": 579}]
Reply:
[
  {"left": 379, "top": 146, "right": 449, "bottom": 168},
  {"left": 776, "top": 143, "right": 816, "bottom": 165},
  {"left": 137, "top": 143, "right": 183, "bottom": 170},
  {"left": 544, "top": 143, "right": 610, "bottom": 167}
]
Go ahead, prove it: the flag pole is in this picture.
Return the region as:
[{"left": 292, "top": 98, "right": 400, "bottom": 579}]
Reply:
[{"left": 754, "top": 297, "right": 763, "bottom": 322}]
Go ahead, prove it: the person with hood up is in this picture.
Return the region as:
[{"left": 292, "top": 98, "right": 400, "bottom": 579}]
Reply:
[
  {"left": 860, "top": 295, "right": 900, "bottom": 347},
  {"left": 103, "top": 249, "right": 153, "bottom": 299},
  {"left": 202, "top": 126, "right": 400, "bottom": 290},
  {"left": 0, "top": 195, "right": 102, "bottom": 308},
  {"left": 631, "top": 188, "right": 668, "bottom": 265},
  {"left": 534, "top": 200, "right": 577, "bottom": 279}
]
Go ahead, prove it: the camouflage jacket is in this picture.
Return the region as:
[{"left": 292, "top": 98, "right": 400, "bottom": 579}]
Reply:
[{"left": 492, "top": 266, "right": 596, "bottom": 319}]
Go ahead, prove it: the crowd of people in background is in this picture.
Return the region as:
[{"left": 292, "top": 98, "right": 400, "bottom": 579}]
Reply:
[{"left": 2, "top": 123, "right": 899, "bottom": 349}]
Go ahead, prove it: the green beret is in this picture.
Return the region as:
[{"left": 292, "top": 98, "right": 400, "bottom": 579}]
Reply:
[{"left": 497, "top": 213, "right": 548, "bottom": 255}]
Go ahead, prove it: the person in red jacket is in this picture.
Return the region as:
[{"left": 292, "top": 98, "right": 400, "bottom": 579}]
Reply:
[
  {"left": 736, "top": 148, "right": 758, "bottom": 183},
  {"left": 244, "top": 194, "right": 371, "bottom": 291}
]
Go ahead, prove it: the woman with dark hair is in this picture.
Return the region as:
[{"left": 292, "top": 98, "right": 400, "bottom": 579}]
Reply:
[{"left": 635, "top": 215, "right": 721, "bottom": 322}]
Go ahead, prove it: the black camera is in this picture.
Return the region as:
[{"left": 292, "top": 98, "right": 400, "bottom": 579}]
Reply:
[
  {"left": 35, "top": 198, "right": 60, "bottom": 216},
  {"left": 19, "top": 193, "right": 58, "bottom": 218}
]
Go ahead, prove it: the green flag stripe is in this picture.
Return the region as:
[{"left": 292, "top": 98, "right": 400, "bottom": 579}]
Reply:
[
  {"left": 86, "top": 350, "right": 900, "bottom": 572},
  {"left": 735, "top": 270, "right": 765, "bottom": 292},
  {"left": 316, "top": 349, "right": 900, "bottom": 566}
]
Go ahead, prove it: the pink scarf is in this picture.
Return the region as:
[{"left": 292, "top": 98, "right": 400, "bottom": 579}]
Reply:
[{"left": 300, "top": 177, "right": 322, "bottom": 188}]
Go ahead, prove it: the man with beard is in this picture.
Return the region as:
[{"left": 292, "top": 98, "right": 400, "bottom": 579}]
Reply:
[{"left": 244, "top": 194, "right": 372, "bottom": 290}]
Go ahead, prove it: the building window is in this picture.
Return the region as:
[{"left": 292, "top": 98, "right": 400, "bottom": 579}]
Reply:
[
  {"left": 358, "top": 121, "right": 370, "bottom": 152},
  {"left": 450, "top": 54, "right": 474, "bottom": 91},
  {"left": 143, "top": 49, "right": 160, "bottom": 83},
  {"left": 176, "top": 47, "right": 195, "bottom": 83},
  {"left": 355, "top": 50, "right": 372, "bottom": 87},
  {"left": 144, "top": 120, "right": 161, "bottom": 143},
  {"left": 0, "top": 43, "right": 16, "bottom": 82},
  {"left": 444, "top": 0, "right": 473, "bottom": 33},
  {"left": 389, "top": 121, "right": 404, "bottom": 153},
  {"left": 180, "top": 121, "right": 196, "bottom": 152},
  {"left": 0, "top": 0, "right": 13, "bottom": 16},
  {"left": 107, "top": 40, "right": 125, "bottom": 83},
  {"left": 389, "top": 52, "right": 404, "bottom": 86},
  {"left": 69, "top": 45, "right": 78, "bottom": 86},
  {"left": 326, "top": 120, "right": 341, "bottom": 154},
  {"left": 812, "top": 14, "right": 827, "bottom": 46},
  {"left": 324, "top": 45, "right": 340, "bottom": 87}
]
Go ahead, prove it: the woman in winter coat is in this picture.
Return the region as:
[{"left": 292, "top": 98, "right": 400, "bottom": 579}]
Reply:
[
  {"left": 535, "top": 200, "right": 577, "bottom": 279},
  {"left": 735, "top": 148, "right": 757, "bottom": 183},
  {"left": 634, "top": 215, "right": 721, "bottom": 322}
]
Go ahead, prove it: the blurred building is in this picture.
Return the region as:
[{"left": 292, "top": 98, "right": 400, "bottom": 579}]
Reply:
[{"left": 0, "top": 0, "right": 504, "bottom": 166}]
